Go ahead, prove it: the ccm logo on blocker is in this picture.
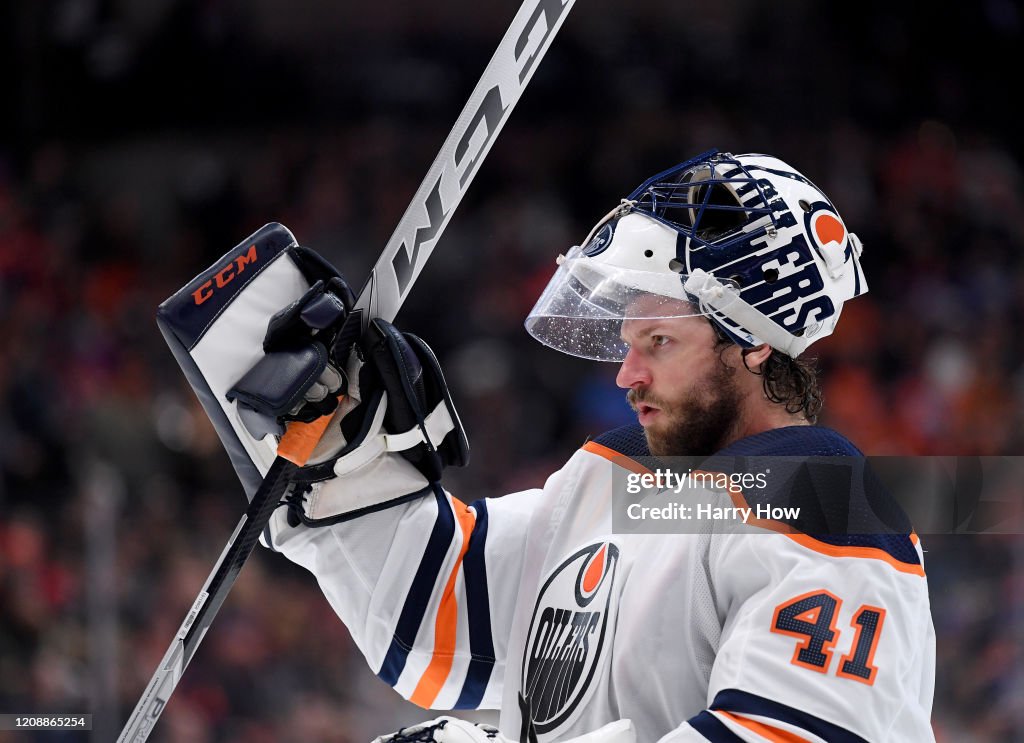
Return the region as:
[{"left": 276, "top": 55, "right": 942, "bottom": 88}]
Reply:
[{"left": 192, "top": 244, "right": 259, "bottom": 306}]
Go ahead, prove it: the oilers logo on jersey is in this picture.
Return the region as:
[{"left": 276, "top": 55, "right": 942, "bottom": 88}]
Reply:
[{"left": 519, "top": 541, "right": 621, "bottom": 740}]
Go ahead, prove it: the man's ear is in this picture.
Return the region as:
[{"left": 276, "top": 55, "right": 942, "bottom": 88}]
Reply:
[{"left": 740, "top": 343, "right": 773, "bottom": 374}]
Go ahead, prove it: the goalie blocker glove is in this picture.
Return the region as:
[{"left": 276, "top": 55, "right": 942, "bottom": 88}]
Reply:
[
  {"left": 279, "top": 315, "right": 470, "bottom": 530},
  {"left": 156, "top": 224, "right": 364, "bottom": 499},
  {"left": 155, "top": 224, "right": 467, "bottom": 526}
]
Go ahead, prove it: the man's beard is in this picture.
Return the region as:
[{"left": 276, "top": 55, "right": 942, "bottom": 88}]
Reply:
[{"left": 627, "top": 362, "right": 742, "bottom": 456}]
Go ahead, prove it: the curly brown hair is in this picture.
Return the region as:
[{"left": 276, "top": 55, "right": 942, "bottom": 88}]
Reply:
[{"left": 710, "top": 322, "right": 823, "bottom": 423}]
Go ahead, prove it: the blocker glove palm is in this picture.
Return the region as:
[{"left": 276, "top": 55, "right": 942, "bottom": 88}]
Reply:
[{"left": 227, "top": 273, "right": 360, "bottom": 439}]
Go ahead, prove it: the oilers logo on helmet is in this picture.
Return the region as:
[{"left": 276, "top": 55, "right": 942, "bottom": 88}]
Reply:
[
  {"left": 582, "top": 222, "right": 615, "bottom": 258},
  {"left": 519, "top": 541, "right": 621, "bottom": 740}
]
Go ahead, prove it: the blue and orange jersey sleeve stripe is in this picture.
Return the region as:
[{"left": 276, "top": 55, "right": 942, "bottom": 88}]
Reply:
[
  {"left": 454, "top": 499, "right": 495, "bottom": 709},
  {"left": 695, "top": 689, "right": 869, "bottom": 743},
  {"left": 376, "top": 487, "right": 496, "bottom": 709},
  {"left": 376, "top": 485, "right": 457, "bottom": 688}
]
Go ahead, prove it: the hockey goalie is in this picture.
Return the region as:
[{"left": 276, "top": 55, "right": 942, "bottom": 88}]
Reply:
[{"left": 164, "top": 150, "right": 935, "bottom": 742}]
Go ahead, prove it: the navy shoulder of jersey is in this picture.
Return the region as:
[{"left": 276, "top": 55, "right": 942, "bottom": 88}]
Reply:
[
  {"left": 590, "top": 424, "right": 920, "bottom": 570},
  {"left": 589, "top": 423, "right": 651, "bottom": 458},
  {"left": 716, "top": 425, "right": 863, "bottom": 456},
  {"left": 589, "top": 423, "right": 860, "bottom": 459},
  {"left": 712, "top": 427, "right": 918, "bottom": 567}
]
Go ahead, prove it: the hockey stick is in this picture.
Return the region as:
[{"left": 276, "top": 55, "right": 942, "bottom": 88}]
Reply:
[
  {"left": 353, "top": 0, "right": 576, "bottom": 325},
  {"left": 116, "top": 1, "right": 575, "bottom": 740}
]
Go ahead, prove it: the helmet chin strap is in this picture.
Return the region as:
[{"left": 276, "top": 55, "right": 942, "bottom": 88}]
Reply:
[{"left": 683, "top": 268, "right": 814, "bottom": 358}]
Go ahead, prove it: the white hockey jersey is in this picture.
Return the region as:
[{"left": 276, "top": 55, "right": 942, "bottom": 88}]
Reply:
[{"left": 267, "top": 424, "right": 935, "bottom": 742}]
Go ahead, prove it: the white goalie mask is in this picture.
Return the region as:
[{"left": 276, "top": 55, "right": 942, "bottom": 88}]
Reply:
[{"left": 525, "top": 149, "right": 868, "bottom": 361}]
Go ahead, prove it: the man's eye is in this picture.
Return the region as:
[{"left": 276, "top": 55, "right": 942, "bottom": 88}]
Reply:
[{"left": 652, "top": 335, "right": 669, "bottom": 347}]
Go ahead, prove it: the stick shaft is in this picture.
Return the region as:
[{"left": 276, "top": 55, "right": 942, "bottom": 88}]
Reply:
[
  {"left": 354, "top": 0, "right": 576, "bottom": 325},
  {"left": 116, "top": 457, "right": 295, "bottom": 743}
]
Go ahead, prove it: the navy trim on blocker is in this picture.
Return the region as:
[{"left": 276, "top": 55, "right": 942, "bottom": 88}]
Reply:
[
  {"left": 454, "top": 499, "right": 495, "bottom": 709},
  {"left": 710, "top": 688, "right": 869, "bottom": 743},
  {"left": 378, "top": 485, "right": 456, "bottom": 686},
  {"left": 156, "top": 222, "right": 298, "bottom": 350},
  {"left": 154, "top": 223, "right": 301, "bottom": 500}
]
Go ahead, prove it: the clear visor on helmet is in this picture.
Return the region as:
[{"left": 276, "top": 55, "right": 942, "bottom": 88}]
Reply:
[{"left": 524, "top": 245, "right": 739, "bottom": 361}]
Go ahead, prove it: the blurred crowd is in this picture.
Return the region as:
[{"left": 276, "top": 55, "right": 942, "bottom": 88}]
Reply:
[{"left": 2, "top": 0, "right": 1024, "bottom": 740}]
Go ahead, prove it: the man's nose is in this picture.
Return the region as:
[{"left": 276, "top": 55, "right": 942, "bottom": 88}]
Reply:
[{"left": 616, "top": 347, "right": 652, "bottom": 389}]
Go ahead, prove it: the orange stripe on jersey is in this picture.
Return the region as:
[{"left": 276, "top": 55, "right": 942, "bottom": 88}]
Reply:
[
  {"left": 582, "top": 440, "right": 653, "bottom": 475},
  {"left": 725, "top": 481, "right": 798, "bottom": 534},
  {"left": 785, "top": 533, "right": 925, "bottom": 577},
  {"left": 728, "top": 482, "right": 924, "bottom": 576},
  {"left": 409, "top": 499, "right": 477, "bottom": 708},
  {"left": 715, "top": 710, "right": 813, "bottom": 742},
  {"left": 583, "top": 440, "right": 924, "bottom": 576}
]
